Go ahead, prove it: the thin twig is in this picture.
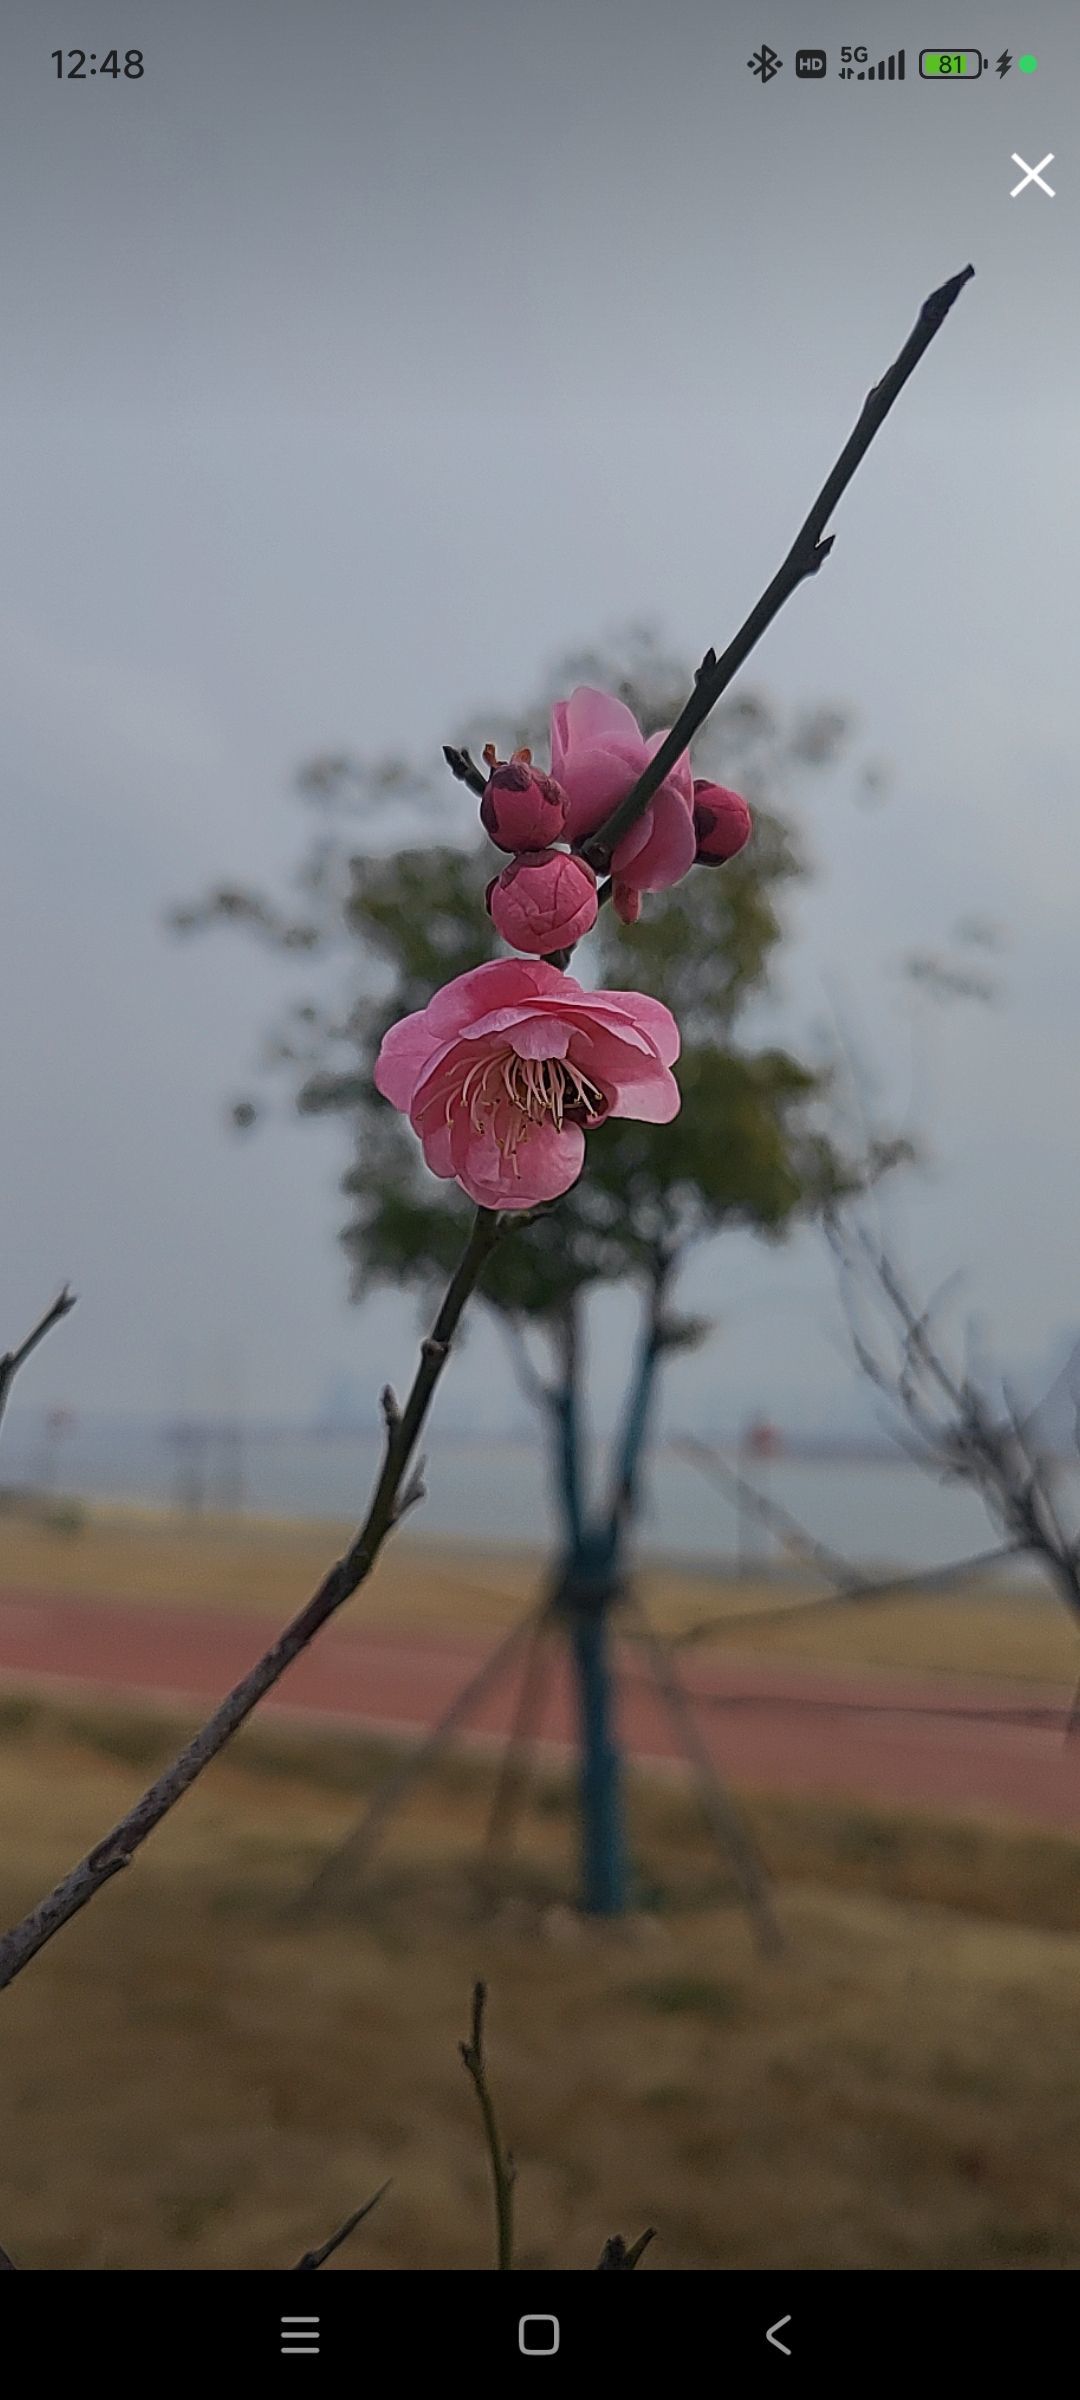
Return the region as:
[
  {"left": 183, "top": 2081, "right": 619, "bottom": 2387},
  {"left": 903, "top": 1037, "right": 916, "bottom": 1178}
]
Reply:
[
  {"left": 675, "top": 1434, "right": 864, "bottom": 1591},
  {"left": 459, "top": 1981, "right": 515, "bottom": 2271},
  {"left": 674, "top": 1539, "right": 1022, "bottom": 1645},
  {"left": 579, "top": 266, "right": 974, "bottom": 875},
  {"left": 442, "top": 744, "right": 488, "bottom": 797},
  {"left": 831, "top": 1221, "right": 1080, "bottom": 1647},
  {"left": 0, "top": 1210, "right": 503, "bottom": 1991},
  {"left": 0, "top": 1287, "right": 76, "bottom": 1442},
  {"left": 673, "top": 1434, "right": 1020, "bottom": 1635},
  {"left": 597, "top": 2228, "right": 656, "bottom": 2269},
  {"left": 292, "top": 2180, "right": 390, "bottom": 2270}
]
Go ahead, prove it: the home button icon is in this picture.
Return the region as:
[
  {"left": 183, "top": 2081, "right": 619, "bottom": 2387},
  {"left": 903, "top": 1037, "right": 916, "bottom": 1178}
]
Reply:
[{"left": 519, "top": 2314, "right": 560, "bottom": 2356}]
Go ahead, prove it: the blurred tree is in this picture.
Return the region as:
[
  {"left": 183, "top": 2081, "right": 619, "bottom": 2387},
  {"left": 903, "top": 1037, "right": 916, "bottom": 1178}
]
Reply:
[{"left": 171, "top": 629, "right": 870, "bottom": 1916}]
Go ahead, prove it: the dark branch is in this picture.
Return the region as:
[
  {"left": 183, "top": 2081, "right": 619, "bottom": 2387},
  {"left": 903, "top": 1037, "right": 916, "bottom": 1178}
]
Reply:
[
  {"left": 675, "top": 1433, "right": 866, "bottom": 1591},
  {"left": 580, "top": 266, "right": 974, "bottom": 875},
  {"left": 0, "top": 1287, "right": 76, "bottom": 1442},
  {"left": 442, "top": 744, "right": 488, "bottom": 798},
  {"left": 292, "top": 2180, "right": 390, "bottom": 2271},
  {"left": 0, "top": 1211, "right": 503, "bottom": 1991},
  {"left": 459, "top": 1981, "right": 516, "bottom": 2271},
  {"left": 597, "top": 2227, "right": 657, "bottom": 2269}
]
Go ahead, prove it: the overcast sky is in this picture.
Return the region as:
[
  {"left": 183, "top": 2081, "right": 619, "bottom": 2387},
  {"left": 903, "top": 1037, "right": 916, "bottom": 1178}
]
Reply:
[{"left": 1, "top": 0, "right": 1076, "bottom": 1443}]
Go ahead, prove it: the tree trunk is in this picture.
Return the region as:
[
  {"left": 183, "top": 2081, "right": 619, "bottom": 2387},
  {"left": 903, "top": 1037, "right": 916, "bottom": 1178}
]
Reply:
[{"left": 566, "top": 1578, "right": 625, "bottom": 1915}]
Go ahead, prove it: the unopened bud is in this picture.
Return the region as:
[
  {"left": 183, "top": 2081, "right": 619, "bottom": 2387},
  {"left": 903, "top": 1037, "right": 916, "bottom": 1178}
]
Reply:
[
  {"left": 487, "top": 849, "right": 598, "bottom": 955},
  {"left": 480, "top": 758, "right": 569, "bottom": 853},
  {"left": 692, "top": 780, "right": 752, "bottom": 865}
]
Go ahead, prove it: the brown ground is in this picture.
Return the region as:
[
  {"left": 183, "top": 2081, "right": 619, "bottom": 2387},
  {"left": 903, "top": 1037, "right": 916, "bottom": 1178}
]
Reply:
[{"left": 2, "top": 1692, "right": 1080, "bottom": 2270}]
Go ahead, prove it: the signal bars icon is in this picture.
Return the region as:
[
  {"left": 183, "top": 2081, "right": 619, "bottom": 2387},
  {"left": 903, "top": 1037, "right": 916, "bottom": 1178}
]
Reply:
[{"left": 840, "top": 49, "right": 906, "bottom": 80}]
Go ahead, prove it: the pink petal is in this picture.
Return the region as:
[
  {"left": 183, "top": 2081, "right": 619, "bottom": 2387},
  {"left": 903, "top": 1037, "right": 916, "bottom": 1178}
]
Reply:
[
  {"left": 551, "top": 686, "right": 644, "bottom": 774},
  {"left": 576, "top": 1028, "right": 681, "bottom": 1123},
  {"left": 557, "top": 738, "right": 647, "bottom": 843},
  {"left": 452, "top": 1115, "right": 586, "bottom": 1210},
  {"left": 605, "top": 800, "right": 653, "bottom": 869},
  {"left": 612, "top": 788, "right": 696, "bottom": 890},
  {"left": 573, "top": 991, "right": 680, "bottom": 1066},
  {"left": 424, "top": 957, "right": 571, "bottom": 1039},
  {"left": 508, "top": 1017, "right": 573, "bottom": 1060},
  {"left": 419, "top": 1116, "right": 457, "bottom": 1179},
  {"left": 409, "top": 1036, "right": 484, "bottom": 1132},
  {"left": 644, "top": 728, "right": 694, "bottom": 807},
  {"left": 374, "top": 1009, "right": 440, "bottom": 1109}
]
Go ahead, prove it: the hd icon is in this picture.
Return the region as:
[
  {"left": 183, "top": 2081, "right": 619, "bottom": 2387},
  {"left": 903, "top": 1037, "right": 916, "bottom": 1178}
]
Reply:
[{"left": 795, "top": 48, "right": 827, "bottom": 78}]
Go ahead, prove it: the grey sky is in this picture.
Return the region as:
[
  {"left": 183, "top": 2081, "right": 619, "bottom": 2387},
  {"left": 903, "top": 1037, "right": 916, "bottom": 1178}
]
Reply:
[{"left": 1, "top": 1, "right": 1076, "bottom": 1442}]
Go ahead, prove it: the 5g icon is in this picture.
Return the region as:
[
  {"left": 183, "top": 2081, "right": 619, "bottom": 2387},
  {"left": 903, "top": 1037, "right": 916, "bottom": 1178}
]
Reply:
[{"left": 795, "top": 48, "right": 827, "bottom": 78}]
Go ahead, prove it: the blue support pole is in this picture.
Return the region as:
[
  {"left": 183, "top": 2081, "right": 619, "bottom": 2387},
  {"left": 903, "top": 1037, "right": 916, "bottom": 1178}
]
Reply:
[{"left": 564, "top": 1529, "right": 626, "bottom": 1916}]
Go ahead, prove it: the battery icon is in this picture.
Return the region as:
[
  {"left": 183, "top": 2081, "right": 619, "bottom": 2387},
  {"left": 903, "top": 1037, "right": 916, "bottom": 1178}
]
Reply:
[{"left": 919, "top": 49, "right": 985, "bottom": 77}]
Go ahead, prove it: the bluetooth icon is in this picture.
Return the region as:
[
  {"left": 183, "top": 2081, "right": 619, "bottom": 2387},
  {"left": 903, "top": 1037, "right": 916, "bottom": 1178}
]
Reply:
[{"left": 748, "top": 44, "right": 783, "bottom": 83}]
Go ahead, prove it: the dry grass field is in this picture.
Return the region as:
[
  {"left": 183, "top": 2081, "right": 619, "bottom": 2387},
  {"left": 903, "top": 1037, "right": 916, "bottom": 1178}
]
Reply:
[
  {"left": 2, "top": 1503, "right": 1078, "bottom": 1685},
  {"left": 2, "top": 1689, "right": 1080, "bottom": 2271},
  {"left": 3, "top": 1506, "right": 1080, "bottom": 2271}
]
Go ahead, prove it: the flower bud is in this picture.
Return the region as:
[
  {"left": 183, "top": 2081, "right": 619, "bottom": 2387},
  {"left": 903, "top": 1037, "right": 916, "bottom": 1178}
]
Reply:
[
  {"left": 612, "top": 879, "right": 642, "bottom": 925},
  {"left": 487, "top": 849, "right": 598, "bottom": 956},
  {"left": 692, "top": 780, "right": 752, "bottom": 865},
  {"left": 480, "top": 753, "right": 569, "bottom": 853}
]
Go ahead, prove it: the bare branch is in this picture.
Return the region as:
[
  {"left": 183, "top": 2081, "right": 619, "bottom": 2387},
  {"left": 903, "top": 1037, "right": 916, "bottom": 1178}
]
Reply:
[
  {"left": 675, "top": 1540, "right": 1022, "bottom": 1647},
  {"left": 459, "top": 1981, "right": 516, "bottom": 2272},
  {"left": 0, "top": 1287, "right": 76, "bottom": 1442},
  {"left": 675, "top": 1434, "right": 863, "bottom": 1591},
  {"left": 580, "top": 266, "right": 974, "bottom": 875},
  {"left": 442, "top": 743, "right": 487, "bottom": 798},
  {"left": 0, "top": 1210, "right": 503, "bottom": 1991},
  {"left": 597, "top": 2227, "right": 657, "bottom": 2269},
  {"left": 292, "top": 2180, "right": 390, "bottom": 2271},
  {"left": 832, "top": 1219, "right": 1080, "bottom": 1629},
  {"left": 394, "top": 1456, "right": 427, "bottom": 1521}
]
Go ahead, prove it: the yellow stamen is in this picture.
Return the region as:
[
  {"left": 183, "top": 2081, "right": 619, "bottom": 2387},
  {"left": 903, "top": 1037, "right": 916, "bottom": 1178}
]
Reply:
[{"left": 448, "top": 1047, "right": 606, "bottom": 1157}]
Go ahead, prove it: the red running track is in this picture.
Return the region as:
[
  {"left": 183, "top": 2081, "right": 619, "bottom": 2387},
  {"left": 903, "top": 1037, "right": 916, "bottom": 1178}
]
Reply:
[{"left": 1, "top": 1584, "right": 1078, "bottom": 1831}]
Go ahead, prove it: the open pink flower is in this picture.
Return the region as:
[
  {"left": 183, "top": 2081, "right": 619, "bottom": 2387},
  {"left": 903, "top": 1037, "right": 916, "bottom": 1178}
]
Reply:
[
  {"left": 487, "top": 850, "right": 598, "bottom": 955},
  {"left": 549, "top": 686, "right": 696, "bottom": 892},
  {"left": 375, "top": 957, "right": 680, "bottom": 1210}
]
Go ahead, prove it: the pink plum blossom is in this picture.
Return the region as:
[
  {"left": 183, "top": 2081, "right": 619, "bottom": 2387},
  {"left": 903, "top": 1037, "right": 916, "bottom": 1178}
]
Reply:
[
  {"left": 692, "top": 779, "right": 752, "bottom": 865},
  {"left": 487, "top": 849, "right": 598, "bottom": 956},
  {"left": 549, "top": 686, "right": 696, "bottom": 891},
  {"left": 375, "top": 957, "right": 680, "bottom": 1210},
  {"left": 612, "top": 879, "right": 642, "bottom": 925},
  {"left": 480, "top": 753, "right": 569, "bottom": 852}
]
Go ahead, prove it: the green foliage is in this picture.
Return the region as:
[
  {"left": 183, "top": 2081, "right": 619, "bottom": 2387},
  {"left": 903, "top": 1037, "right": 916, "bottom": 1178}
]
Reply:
[{"left": 171, "top": 630, "right": 863, "bottom": 1327}]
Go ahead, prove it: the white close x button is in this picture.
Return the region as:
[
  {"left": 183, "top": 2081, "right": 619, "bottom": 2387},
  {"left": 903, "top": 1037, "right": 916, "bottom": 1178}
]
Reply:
[{"left": 1010, "top": 152, "right": 1055, "bottom": 196}]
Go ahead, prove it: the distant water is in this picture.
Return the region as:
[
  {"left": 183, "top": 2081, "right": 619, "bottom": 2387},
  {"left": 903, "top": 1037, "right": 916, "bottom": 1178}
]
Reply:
[{"left": 3, "top": 1414, "right": 1076, "bottom": 1576}]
